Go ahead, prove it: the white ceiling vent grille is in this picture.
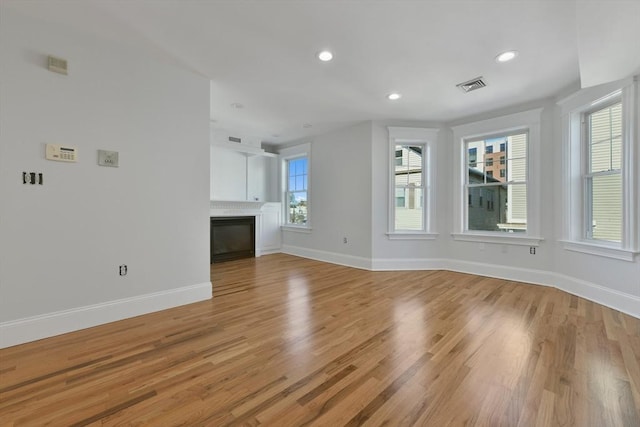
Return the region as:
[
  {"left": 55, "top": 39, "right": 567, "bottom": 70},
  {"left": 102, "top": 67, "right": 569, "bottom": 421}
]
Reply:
[{"left": 456, "top": 77, "right": 487, "bottom": 93}]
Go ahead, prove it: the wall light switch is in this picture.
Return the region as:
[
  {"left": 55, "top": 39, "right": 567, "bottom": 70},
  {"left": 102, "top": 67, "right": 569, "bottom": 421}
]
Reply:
[{"left": 98, "top": 150, "right": 119, "bottom": 167}]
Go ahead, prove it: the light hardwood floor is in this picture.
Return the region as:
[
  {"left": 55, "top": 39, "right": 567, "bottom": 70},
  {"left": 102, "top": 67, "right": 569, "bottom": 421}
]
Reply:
[{"left": 1, "top": 254, "right": 639, "bottom": 426}]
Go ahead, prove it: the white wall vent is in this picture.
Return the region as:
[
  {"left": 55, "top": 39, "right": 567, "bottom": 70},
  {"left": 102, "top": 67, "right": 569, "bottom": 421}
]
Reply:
[
  {"left": 228, "top": 136, "right": 242, "bottom": 143},
  {"left": 456, "top": 77, "right": 487, "bottom": 93}
]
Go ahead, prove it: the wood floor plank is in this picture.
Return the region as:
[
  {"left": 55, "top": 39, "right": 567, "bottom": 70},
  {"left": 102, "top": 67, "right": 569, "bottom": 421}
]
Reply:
[{"left": 0, "top": 253, "right": 638, "bottom": 426}]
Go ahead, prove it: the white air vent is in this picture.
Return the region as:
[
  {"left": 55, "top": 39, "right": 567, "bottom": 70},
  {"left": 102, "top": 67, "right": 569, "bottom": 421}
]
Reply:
[
  {"left": 456, "top": 77, "right": 486, "bottom": 93},
  {"left": 228, "top": 136, "right": 242, "bottom": 143},
  {"left": 47, "top": 56, "right": 68, "bottom": 75}
]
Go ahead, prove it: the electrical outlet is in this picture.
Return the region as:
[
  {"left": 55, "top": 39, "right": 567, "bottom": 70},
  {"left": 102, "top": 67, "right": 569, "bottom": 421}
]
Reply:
[
  {"left": 343, "top": 237, "right": 348, "bottom": 244},
  {"left": 529, "top": 246, "right": 536, "bottom": 255},
  {"left": 119, "top": 264, "right": 127, "bottom": 276}
]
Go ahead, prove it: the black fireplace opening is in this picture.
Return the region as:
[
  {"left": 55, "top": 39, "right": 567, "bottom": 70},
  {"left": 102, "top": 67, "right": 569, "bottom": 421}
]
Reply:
[{"left": 210, "top": 216, "right": 255, "bottom": 263}]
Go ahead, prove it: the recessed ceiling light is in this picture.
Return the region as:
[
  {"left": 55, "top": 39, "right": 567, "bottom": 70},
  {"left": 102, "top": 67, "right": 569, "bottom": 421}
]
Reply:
[
  {"left": 303, "top": 123, "right": 312, "bottom": 128},
  {"left": 387, "top": 93, "right": 401, "bottom": 100},
  {"left": 317, "top": 50, "right": 333, "bottom": 62},
  {"left": 495, "top": 50, "right": 518, "bottom": 63},
  {"left": 230, "top": 102, "right": 244, "bottom": 109}
]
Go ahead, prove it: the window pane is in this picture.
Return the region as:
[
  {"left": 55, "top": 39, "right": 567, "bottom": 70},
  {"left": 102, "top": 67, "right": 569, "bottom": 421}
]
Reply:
[
  {"left": 395, "top": 188, "right": 423, "bottom": 230},
  {"left": 590, "top": 141, "right": 611, "bottom": 173},
  {"left": 296, "top": 176, "right": 304, "bottom": 191},
  {"left": 589, "top": 102, "right": 622, "bottom": 172},
  {"left": 395, "top": 188, "right": 406, "bottom": 207},
  {"left": 289, "top": 177, "right": 295, "bottom": 191},
  {"left": 407, "top": 146, "right": 422, "bottom": 169},
  {"left": 468, "top": 164, "right": 487, "bottom": 184},
  {"left": 508, "top": 133, "right": 527, "bottom": 159},
  {"left": 468, "top": 184, "right": 526, "bottom": 232},
  {"left": 591, "top": 174, "right": 622, "bottom": 242},
  {"left": 507, "top": 158, "right": 527, "bottom": 182},
  {"left": 467, "top": 141, "right": 483, "bottom": 168},
  {"left": 468, "top": 185, "right": 507, "bottom": 231},
  {"left": 507, "top": 183, "right": 527, "bottom": 229},
  {"left": 288, "top": 191, "right": 307, "bottom": 225},
  {"left": 395, "top": 169, "right": 408, "bottom": 186}
]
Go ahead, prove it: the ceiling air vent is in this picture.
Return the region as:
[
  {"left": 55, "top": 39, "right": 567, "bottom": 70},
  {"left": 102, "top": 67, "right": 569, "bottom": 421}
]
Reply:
[
  {"left": 228, "top": 136, "right": 242, "bottom": 143},
  {"left": 456, "top": 76, "right": 487, "bottom": 93}
]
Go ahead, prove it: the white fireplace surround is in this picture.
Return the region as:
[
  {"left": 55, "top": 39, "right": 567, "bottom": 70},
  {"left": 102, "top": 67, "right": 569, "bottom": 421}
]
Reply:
[{"left": 210, "top": 201, "right": 282, "bottom": 257}]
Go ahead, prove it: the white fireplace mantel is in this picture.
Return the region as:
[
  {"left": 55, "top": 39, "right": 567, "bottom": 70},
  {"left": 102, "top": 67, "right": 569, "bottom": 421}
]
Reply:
[{"left": 210, "top": 200, "right": 265, "bottom": 217}]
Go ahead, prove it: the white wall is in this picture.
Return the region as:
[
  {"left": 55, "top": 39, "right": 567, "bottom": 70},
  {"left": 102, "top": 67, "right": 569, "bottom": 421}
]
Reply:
[
  {"left": 210, "top": 147, "right": 247, "bottom": 200},
  {"left": 0, "top": 8, "right": 211, "bottom": 346},
  {"left": 282, "top": 122, "right": 373, "bottom": 266}
]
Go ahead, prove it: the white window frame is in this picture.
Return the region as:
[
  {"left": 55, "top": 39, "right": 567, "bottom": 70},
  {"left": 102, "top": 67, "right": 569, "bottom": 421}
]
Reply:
[
  {"left": 558, "top": 77, "right": 639, "bottom": 261},
  {"left": 279, "top": 143, "right": 312, "bottom": 233},
  {"left": 387, "top": 127, "right": 438, "bottom": 240},
  {"left": 451, "top": 108, "right": 543, "bottom": 246}
]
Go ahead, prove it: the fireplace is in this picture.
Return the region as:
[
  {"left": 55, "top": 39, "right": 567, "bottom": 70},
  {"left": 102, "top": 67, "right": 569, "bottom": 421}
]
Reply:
[{"left": 210, "top": 216, "right": 255, "bottom": 263}]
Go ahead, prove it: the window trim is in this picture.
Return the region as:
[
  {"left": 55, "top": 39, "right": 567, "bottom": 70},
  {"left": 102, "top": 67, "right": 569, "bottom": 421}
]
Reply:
[
  {"left": 558, "top": 77, "right": 639, "bottom": 261},
  {"left": 387, "top": 126, "right": 439, "bottom": 239},
  {"left": 451, "top": 108, "right": 543, "bottom": 245},
  {"left": 279, "top": 143, "right": 311, "bottom": 230}
]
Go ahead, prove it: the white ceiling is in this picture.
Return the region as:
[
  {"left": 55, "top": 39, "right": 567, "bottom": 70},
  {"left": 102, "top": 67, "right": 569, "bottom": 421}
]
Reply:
[{"left": 5, "top": 1, "right": 640, "bottom": 145}]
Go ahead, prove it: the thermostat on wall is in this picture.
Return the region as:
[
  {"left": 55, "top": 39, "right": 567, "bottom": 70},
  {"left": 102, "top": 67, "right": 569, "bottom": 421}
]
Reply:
[{"left": 46, "top": 144, "right": 77, "bottom": 162}]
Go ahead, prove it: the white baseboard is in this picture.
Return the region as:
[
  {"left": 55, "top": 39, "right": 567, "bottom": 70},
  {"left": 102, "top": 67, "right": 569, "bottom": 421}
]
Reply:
[
  {"left": 441, "top": 259, "right": 555, "bottom": 287},
  {"left": 284, "top": 250, "right": 638, "bottom": 318},
  {"left": 0, "top": 282, "right": 212, "bottom": 349},
  {"left": 257, "top": 247, "right": 282, "bottom": 257},
  {"left": 370, "top": 257, "right": 640, "bottom": 319},
  {"left": 552, "top": 273, "right": 640, "bottom": 319},
  {"left": 371, "top": 258, "right": 446, "bottom": 271},
  {"left": 282, "top": 244, "right": 372, "bottom": 270}
]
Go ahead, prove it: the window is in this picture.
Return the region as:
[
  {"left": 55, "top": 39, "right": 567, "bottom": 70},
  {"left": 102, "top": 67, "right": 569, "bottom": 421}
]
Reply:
[
  {"left": 394, "top": 145, "right": 424, "bottom": 230},
  {"left": 465, "top": 132, "right": 528, "bottom": 233},
  {"left": 559, "top": 78, "right": 638, "bottom": 260},
  {"left": 452, "top": 108, "right": 542, "bottom": 245},
  {"left": 388, "top": 127, "right": 438, "bottom": 238},
  {"left": 286, "top": 157, "right": 308, "bottom": 225},
  {"left": 279, "top": 143, "right": 311, "bottom": 230},
  {"left": 584, "top": 102, "right": 622, "bottom": 242}
]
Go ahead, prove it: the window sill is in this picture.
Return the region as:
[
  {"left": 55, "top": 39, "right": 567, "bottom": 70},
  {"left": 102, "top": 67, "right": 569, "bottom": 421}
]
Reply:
[
  {"left": 386, "top": 232, "right": 439, "bottom": 240},
  {"left": 560, "top": 240, "right": 638, "bottom": 262},
  {"left": 451, "top": 233, "right": 543, "bottom": 246},
  {"left": 281, "top": 225, "right": 312, "bottom": 234}
]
